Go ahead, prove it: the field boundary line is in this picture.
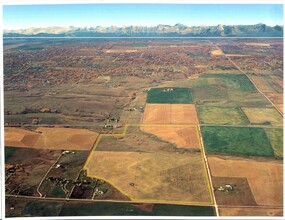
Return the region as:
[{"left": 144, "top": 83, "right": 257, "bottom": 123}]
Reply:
[
  {"left": 83, "top": 123, "right": 214, "bottom": 205},
  {"left": 197, "top": 125, "right": 219, "bottom": 216}
]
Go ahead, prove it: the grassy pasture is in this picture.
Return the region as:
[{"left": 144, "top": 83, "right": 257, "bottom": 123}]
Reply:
[
  {"left": 146, "top": 88, "right": 193, "bottom": 104},
  {"left": 193, "top": 88, "right": 270, "bottom": 107},
  {"left": 201, "top": 126, "right": 274, "bottom": 157},
  {"left": 242, "top": 107, "right": 283, "bottom": 126},
  {"left": 264, "top": 128, "right": 283, "bottom": 159},
  {"left": 189, "top": 74, "right": 256, "bottom": 92},
  {"left": 197, "top": 106, "right": 249, "bottom": 125}
]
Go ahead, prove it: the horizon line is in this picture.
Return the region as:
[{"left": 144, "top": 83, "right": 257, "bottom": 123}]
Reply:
[{"left": 4, "top": 23, "right": 284, "bottom": 31}]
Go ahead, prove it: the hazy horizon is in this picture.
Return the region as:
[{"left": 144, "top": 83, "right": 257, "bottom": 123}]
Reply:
[{"left": 3, "top": 4, "right": 283, "bottom": 30}]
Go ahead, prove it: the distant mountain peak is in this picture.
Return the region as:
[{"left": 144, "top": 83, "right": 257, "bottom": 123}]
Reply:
[{"left": 3, "top": 23, "right": 283, "bottom": 37}]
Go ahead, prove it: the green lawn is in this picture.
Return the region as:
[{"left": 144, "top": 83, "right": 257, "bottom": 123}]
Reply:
[
  {"left": 201, "top": 126, "right": 274, "bottom": 157},
  {"left": 146, "top": 87, "right": 193, "bottom": 104}
]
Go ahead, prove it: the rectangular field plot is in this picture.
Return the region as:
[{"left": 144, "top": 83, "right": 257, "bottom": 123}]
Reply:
[
  {"left": 85, "top": 151, "right": 212, "bottom": 204},
  {"left": 142, "top": 104, "right": 199, "bottom": 125},
  {"left": 5, "top": 127, "right": 98, "bottom": 150},
  {"left": 242, "top": 107, "right": 283, "bottom": 126},
  {"left": 197, "top": 106, "right": 249, "bottom": 125},
  {"left": 208, "top": 156, "right": 283, "bottom": 206},
  {"left": 189, "top": 74, "right": 256, "bottom": 91},
  {"left": 59, "top": 201, "right": 216, "bottom": 216},
  {"left": 192, "top": 88, "right": 270, "bottom": 107},
  {"left": 219, "top": 207, "right": 283, "bottom": 217},
  {"left": 146, "top": 88, "right": 193, "bottom": 104},
  {"left": 201, "top": 126, "right": 274, "bottom": 157}
]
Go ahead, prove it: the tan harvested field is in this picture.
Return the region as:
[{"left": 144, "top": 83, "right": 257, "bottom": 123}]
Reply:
[
  {"left": 208, "top": 156, "right": 283, "bottom": 206},
  {"left": 242, "top": 107, "right": 283, "bottom": 126},
  {"left": 219, "top": 207, "right": 283, "bottom": 216},
  {"left": 143, "top": 104, "right": 171, "bottom": 124},
  {"left": 142, "top": 104, "right": 199, "bottom": 125},
  {"left": 86, "top": 151, "right": 212, "bottom": 203},
  {"left": 244, "top": 43, "right": 271, "bottom": 47},
  {"left": 249, "top": 76, "right": 276, "bottom": 93},
  {"left": 5, "top": 127, "right": 98, "bottom": 150},
  {"left": 141, "top": 126, "right": 199, "bottom": 149},
  {"left": 211, "top": 49, "right": 223, "bottom": 56}
]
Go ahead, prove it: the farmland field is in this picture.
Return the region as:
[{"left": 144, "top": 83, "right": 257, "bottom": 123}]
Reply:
[
  {"left": 5, "top": 127, "right": 98, "bottom": 150},
  {"left": 146, "top": 88, "right": 193, "bottom": 104},
  {"left": 208, "top": 155, "right": 283, "bottom": 206},
  {"left": 4, "top": 38, "right": 283, "bottom": 217},
  {"left": 85, "top": 151, "right": 212, "bottom": 203},
  {"left": 197, "top": 106, "right": 249, "bottom": 125},
  {"left": 201, "top": 126, "right": 274, "bottom": 157},
  {"left": 219, "top": 207, "right": 283, "bottom": 217},
  {"left": 264, "top": 128, "right": 283, "bottom": 158},
  {"left": 242, "top": 107, "right": 283, "bottom": 126},
  {"left": 59, "top": 202, "right": 215, "bottom": 216},
  {"left": 142, "top": 104, "right": 199, "bottom": 125}
]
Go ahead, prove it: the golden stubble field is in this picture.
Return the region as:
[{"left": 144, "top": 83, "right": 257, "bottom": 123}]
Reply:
[
  {"left": 141, "top": 126, "right": 199, "bottom": 149},
  {"left": 5, "top": 127, "right": 98, "bottom": 150},
  {"left": 142, "top": 104, "right": 199, "bottom": 125},
  {"left": 85, "top": 151, "right": 212, "bottom": 204}
]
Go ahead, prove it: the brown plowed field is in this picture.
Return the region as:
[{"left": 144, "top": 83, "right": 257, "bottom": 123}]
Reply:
[
  {"left": 86, "top": 151, "right": 212, "bottom": 203},
  {"left": 5, "top": 127, "right": 98, "bottom": 150},
  {"left": 141, "top": 126, "right": 199, "bottom": 149},
  {"left": 142, "top": 104, "right": 198, "bottom": 125},
  {"left": 219, "top": 207, "right": 283, "bottom": 216},
  {"left": 208, "top": 156, "right": 283, "bottom": 206}
]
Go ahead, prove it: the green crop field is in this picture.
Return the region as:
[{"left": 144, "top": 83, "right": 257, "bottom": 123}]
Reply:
[
  {"left": 146, "top": 88, "right": 193, "bottom": 104},
  {"left": 201, "top": 126, "right": 274, "bottom": 157},
  {"left": 189, "top": 74, "right": 257, "bottom": 91},
  {"left": 197, "top": 106, "right": 249, "bottom": 125},
  {"left": 264, "top": 128, "right": 283, "bottom": 159},
  {"left": 59, "top": 202, "right": 215, "bottom": 216}
]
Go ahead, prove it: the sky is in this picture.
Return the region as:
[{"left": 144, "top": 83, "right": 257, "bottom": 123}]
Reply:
[{"left": 3, "top": 4, "right": 284, "bottom": 29}]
